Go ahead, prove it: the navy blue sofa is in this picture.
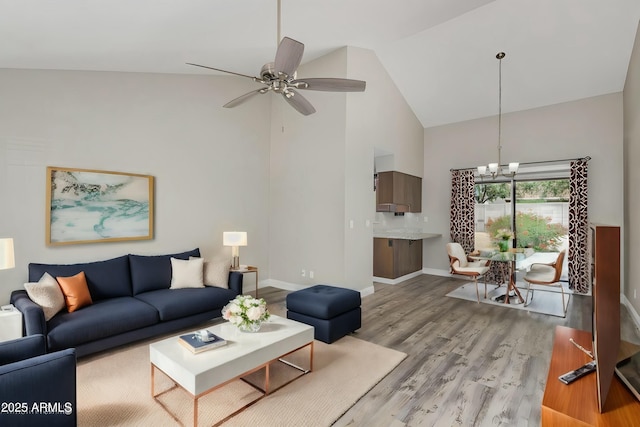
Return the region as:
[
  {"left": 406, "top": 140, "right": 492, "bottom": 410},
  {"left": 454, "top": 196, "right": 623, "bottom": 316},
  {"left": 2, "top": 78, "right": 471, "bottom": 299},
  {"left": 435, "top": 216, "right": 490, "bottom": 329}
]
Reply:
[
  {"left": 0, "top": 334, "right": 76, "bottom": 427},
  {"left": 10, "top": 248, "right": 243, "bottom": 357}
]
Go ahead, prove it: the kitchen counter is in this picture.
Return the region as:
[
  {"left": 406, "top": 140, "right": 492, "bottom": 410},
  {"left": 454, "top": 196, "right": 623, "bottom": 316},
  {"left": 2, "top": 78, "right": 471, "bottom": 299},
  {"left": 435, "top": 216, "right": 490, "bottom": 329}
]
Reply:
[{"left": 373, "top": 231, "right": 441, "bottom": 240}]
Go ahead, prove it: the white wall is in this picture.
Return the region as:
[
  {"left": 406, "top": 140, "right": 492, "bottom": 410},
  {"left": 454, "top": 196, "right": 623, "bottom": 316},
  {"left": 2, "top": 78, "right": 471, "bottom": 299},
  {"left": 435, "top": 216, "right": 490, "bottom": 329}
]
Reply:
[
  {"left": 624, "top": 20, "right": 640, "bottom": 318},
  {"left": 268, "top": 48, "right": 348, "bottom": 289},
  {"left": 345, "top": 47, "right": 424, "bottom": 290},
  {"left": 423, "top": 93, "right": 624, "bottom": 278},
  {"left": 268, "top": 46, "right": 423, "bottom": 292},
  {"left": 0, "top": 69, "right": 272, "bottom": 304}
]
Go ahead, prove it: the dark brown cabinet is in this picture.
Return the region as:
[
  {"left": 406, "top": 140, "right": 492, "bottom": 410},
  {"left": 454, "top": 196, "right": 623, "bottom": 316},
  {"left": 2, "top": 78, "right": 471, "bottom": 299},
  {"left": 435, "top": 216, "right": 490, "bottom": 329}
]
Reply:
[
  {"left": 373, "top": 238, "right": 423, "bottom": 279},
  {"left": 375, "top": 171, "right": 422, "bottom": 213}
]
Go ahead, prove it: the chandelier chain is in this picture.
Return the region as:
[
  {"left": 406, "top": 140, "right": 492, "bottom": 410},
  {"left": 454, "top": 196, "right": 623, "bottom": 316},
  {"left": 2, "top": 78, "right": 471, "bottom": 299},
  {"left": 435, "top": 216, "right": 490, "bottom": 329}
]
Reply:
[
  {"left": 498, "top": 52, "right": 502, "bottom": 166},
  {"left": 477, "top": 51, "right": 518, "bottom": 180}
]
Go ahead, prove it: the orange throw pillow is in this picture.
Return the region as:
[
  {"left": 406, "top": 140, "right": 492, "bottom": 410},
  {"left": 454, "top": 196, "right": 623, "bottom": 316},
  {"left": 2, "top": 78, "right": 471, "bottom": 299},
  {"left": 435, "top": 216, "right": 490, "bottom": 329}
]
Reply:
[{"left": 56, "top": 271, "right": 93, "bottom": 313}]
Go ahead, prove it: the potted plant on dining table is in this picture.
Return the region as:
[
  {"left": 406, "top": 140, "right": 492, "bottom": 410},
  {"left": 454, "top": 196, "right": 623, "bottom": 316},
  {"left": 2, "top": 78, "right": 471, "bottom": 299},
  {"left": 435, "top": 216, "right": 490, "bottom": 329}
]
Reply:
[{"left": 495, "top": 228, "right": 514, "bottom": 252}]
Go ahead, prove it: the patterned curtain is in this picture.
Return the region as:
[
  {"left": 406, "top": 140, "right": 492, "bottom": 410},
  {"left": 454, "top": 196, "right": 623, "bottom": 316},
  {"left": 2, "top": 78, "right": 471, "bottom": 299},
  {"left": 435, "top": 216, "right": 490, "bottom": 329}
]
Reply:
[
  {"left": 450, "top": 170, "right": 475, "bottom": 253},
  {"left": 569, "top": 159, "right": 589, "bottom": 293},
  {"left": 450, "top": 169, "right": 508, "bottom": 285}
]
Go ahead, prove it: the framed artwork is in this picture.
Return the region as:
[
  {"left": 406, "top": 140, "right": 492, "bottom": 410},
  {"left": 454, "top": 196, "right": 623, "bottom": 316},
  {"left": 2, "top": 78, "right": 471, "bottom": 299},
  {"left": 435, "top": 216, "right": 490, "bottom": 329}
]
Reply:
[{"left": 46, "top": 166, "right": 154, "bottom": 246}]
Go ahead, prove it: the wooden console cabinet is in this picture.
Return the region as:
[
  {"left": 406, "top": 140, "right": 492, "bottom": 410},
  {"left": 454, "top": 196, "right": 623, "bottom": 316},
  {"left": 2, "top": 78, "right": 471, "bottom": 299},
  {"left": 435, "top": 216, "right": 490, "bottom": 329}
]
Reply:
[
  {"left": 541, "top": 326, "right": 640, "bottom": 426},
  {"left": 373, "top": 238, "right": 422, "bottom": 279}
]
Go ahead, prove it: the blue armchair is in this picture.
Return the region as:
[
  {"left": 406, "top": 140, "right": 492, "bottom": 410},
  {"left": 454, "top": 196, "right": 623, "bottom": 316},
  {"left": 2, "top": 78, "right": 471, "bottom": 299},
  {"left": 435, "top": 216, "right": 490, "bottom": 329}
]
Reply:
[{"left": 0, "top": 334, "right": 76, "bottom": 427}]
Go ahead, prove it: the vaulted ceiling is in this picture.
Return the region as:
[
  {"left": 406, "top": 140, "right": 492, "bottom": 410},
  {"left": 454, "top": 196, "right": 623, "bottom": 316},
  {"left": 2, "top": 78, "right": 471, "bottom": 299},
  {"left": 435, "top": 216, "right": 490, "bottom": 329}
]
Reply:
[{"left": 2, "top": 0, "right": 639, "bottom": 128}]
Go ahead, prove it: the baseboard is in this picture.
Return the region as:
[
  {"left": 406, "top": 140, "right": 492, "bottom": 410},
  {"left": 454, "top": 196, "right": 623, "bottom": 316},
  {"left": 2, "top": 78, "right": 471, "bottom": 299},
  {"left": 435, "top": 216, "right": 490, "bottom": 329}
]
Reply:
[
  {"left": 422, "top": 267, "right": 451, "bottom": 277},
  {"left": 621, "top": 294, "right": 640, "bottom": 331},
  {"left": 373, "top": 270, "right": 423, "bottom": 285},
  {"left": 360, "top": 285, "right": 376, "bottom": 297},
  {"left": 262, "top": 279, "right": 375, "bottom": 298},
  {"left": 261, "top": 279, "right": 308, "bottom": 292}
]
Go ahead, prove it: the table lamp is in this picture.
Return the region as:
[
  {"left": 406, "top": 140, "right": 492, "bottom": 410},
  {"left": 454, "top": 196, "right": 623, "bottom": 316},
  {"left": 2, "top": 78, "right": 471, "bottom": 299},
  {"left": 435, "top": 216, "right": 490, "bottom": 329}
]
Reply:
[
  {"left": 223, "top": 232, "right": 247, "bottom": 269},
  {"left": 0, "top": 238, "right": 15, "bottom": 270}
]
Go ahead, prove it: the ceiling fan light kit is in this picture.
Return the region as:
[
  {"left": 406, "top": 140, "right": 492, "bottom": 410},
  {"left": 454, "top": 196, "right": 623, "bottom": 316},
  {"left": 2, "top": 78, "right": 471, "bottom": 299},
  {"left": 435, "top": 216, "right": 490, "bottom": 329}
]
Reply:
[{"left": 186, "top": 1, "right": 366, "bottom": 116}]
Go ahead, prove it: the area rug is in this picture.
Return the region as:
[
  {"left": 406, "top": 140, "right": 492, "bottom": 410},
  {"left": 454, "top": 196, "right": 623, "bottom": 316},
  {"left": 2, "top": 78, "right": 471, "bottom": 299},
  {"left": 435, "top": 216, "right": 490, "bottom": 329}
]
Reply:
[
  {"left": 77, "top": 334, "right": 406, "bottom": 426},
  {"left": 445, "top": 281, "right": 571, "bottom": 317}
]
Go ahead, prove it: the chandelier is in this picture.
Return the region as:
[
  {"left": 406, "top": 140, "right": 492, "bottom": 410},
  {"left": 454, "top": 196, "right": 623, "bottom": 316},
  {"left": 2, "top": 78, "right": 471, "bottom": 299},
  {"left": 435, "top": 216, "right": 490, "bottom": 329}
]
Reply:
[{"left": 477, "top": 52, "right": 519, "bottom": 179}]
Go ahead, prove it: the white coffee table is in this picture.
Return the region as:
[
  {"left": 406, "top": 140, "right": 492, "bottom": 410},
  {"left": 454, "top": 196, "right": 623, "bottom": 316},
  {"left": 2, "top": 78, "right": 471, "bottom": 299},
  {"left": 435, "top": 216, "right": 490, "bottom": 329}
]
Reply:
[{"left": 150, "top": 315, "right": 314, "bottom": 426}]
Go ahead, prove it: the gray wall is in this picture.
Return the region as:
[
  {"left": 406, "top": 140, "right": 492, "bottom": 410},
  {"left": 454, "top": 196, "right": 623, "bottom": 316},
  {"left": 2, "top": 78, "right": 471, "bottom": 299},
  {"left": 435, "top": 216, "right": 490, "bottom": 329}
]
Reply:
[
  {"left": 624, "top": 20, "right": 640, "bottom": 321},
  {"left": 0, "top": 46, "right": 424, "bottom": 304},
  {"left": 268, "top": 46, "right": 423, "bottom": 293},
  {"left": 0, "top": 69, "right": 271, "bottom": 304},
  {"left": 423, "top": 93, "right": 624, "bottom": 283}
]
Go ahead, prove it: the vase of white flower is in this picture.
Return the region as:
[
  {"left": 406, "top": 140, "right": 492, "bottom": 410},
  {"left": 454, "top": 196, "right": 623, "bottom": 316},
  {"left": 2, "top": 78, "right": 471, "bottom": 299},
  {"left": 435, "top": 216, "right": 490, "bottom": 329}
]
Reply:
[
  {"left": 222, "top": 295, "right": 270, "bottom": 333},
  {"left": 495, "top": 228, "right": 515, "bottom": 252},
  {"left": 238, "top": 321, "right": 262, "bottom": 333}
]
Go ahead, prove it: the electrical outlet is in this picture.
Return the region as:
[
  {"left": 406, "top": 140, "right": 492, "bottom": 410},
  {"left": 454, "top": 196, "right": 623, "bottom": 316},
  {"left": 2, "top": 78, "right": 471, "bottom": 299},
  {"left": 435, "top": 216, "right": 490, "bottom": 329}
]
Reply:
[
  {"left": 424, "top": 216, "right": 429, "bottom": 222},
  {"left": 301, "top": 269, "right": 306, "bottom": 278},
  {"left": 309, "top": 271, "right": 314, "bottom": 279}
]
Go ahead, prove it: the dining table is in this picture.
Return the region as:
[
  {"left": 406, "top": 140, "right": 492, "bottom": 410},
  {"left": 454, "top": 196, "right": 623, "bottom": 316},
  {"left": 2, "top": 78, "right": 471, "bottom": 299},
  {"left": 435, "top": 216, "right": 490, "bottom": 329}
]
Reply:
[{"left": 474, "top": 249, "right": 534, "bottom": 304}]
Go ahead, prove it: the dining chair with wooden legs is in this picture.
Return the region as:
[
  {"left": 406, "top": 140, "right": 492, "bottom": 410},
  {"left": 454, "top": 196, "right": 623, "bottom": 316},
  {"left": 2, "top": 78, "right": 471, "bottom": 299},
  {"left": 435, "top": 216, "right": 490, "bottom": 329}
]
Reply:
[
  {"left": 523, "top": 250, "right": 567, "bottom": 316},
  {"left": 446, "top": 242, "right": 491, "bottom": 303}
]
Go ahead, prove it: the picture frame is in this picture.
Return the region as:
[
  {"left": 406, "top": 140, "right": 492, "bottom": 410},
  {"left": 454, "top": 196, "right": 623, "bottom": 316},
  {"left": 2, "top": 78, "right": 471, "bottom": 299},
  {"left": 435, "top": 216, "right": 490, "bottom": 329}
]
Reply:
[{"left": 46, "top": 166, "right": 154, "bottom": 246}]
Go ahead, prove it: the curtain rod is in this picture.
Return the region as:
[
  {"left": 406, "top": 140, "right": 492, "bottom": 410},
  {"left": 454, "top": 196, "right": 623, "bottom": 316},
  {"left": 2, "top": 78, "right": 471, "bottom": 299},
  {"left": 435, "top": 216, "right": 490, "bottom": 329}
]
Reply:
[{"left": 449, "top": 156, "right": 591, "bottom": 172}]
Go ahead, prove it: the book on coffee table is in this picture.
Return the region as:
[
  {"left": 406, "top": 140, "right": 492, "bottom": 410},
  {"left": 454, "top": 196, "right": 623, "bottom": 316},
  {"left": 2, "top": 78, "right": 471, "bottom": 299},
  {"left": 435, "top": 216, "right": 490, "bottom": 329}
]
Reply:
[{"left": 178, "top": 330, "right": 227, "bottom": 354}]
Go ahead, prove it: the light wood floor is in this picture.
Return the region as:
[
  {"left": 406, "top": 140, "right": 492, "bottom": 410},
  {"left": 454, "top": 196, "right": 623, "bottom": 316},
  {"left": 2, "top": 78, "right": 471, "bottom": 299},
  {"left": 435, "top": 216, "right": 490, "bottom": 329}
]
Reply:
[{"left": 258, "top": 274, "right": 640, "bottom": 427}]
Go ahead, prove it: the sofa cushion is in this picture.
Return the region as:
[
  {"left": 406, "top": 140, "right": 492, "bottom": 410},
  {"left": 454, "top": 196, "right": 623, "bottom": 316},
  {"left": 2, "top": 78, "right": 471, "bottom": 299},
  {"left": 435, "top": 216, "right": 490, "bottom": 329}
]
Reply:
[
  {"left": 135, "top": 287, "right": 236, "bottom": 322},
  {"left": 23, "top": 273, "right": 65, "bottom": 321},
  {"left": 29, "top": 255, "right": 132, "bottom": 301},
  {"left": 46, "top": 297, "right": 159, "bottom": 351},
  {"left": 129, "top": 248, "right": 201, "bottom": 295},
  {"left": 170, "top": 257, "right": 204, "bottom": 289},
  {"left": 200, "top": 258, "right": 230, "bottom": 289},
  {"left": 56, "top": 271, "right": 93, "bottom": 313}
]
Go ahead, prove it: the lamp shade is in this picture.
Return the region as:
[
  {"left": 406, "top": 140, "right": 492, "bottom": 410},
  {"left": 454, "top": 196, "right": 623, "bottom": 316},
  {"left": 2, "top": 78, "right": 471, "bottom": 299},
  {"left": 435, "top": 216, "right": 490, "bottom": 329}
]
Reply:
[
  {"left": 0, "top": 238, "right": 15, "bottom": 270},
  {"left": 223, "top": 232, "right": 247, "bottom": 247}
]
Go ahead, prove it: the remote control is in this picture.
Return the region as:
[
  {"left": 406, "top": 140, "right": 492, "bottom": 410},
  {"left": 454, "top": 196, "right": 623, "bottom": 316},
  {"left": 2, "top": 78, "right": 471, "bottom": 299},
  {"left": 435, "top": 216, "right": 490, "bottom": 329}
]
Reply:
[{"left": 558, "top": 361, "right": 597, "bottom": 385}]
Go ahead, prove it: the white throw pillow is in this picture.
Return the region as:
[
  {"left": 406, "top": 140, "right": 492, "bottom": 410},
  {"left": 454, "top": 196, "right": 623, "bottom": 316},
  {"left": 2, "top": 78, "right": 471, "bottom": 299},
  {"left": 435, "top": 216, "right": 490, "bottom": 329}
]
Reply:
[
  {"left": 24, "top": 272, "right": 66, "bottom": 321},
  {"left": 190, "top": 257, "right": 230, "bottom": 289},
  {"left": 170, "top": 257, "right": 205, "bottom": 289}
]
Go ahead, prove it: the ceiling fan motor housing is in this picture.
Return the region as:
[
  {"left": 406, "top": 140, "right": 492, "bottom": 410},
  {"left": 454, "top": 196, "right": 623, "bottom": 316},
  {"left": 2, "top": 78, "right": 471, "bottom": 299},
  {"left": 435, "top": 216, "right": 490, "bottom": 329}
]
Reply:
[{"left": 260, "top": 62, "right": 277, "bottom": 80}]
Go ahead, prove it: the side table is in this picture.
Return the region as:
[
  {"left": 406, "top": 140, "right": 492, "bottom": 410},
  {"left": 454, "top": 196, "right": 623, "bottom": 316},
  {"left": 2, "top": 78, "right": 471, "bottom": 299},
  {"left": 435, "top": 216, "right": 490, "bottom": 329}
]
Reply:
[
  {"left": 231, "top": 266, "right": 259, "bottom": 297},
  {"left": 0, "top": 305, "right": 23, "bottom": 342}
]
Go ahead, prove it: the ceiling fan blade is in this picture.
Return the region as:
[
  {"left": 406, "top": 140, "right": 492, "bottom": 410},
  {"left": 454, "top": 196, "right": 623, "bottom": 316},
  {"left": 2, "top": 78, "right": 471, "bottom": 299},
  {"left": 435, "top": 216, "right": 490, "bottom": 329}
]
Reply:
[
  {"left": 186, "top": 62, "right": 257, "bottom": 80},
  {"left": 274, "top": 37, "right": 304, "bottom": 78},
  {"left": 283, "top": 89, "right": 316, "bottom": 116},
  {"left": 293, "top": 78, "right": 366, "bottom": 92},
  {"left": 223, "top": 89, "right": 265, "bottom": 108}
]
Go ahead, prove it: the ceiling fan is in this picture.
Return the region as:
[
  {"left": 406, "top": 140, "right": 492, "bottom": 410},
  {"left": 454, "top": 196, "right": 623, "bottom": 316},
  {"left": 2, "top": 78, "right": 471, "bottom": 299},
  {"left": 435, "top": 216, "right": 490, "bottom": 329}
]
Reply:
[{"left": 186, "top": 1, "right": 366, "bottom": 116}]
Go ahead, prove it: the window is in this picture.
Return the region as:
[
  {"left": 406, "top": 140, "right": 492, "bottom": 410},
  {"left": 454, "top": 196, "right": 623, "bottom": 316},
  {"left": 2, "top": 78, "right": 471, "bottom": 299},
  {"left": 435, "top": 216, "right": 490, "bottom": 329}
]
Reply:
[{"left": 474, "top": 178, "right": 569, "bottom": 256}]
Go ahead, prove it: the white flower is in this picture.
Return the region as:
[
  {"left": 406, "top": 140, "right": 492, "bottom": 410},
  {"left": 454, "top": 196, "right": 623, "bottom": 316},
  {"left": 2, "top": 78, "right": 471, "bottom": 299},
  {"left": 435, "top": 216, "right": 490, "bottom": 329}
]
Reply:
[
  {"left": 227, "top": 302, "right": 241, "bottom": 314},
  {"left": 228, "top": 314, "right": 242, "bottom": 325},
  {"left": 223, "top": 295, "right": 270, "bottom": 329},
  {"left": 247, "top": 306, "right": 263, "bottom": 321}
]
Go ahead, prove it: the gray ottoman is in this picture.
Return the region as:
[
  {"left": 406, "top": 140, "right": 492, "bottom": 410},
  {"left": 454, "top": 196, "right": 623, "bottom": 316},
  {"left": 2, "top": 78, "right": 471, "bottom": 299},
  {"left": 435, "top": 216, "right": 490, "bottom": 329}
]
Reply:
[{"left": 286, "top": 284, "right": 361, "bottom": 344}]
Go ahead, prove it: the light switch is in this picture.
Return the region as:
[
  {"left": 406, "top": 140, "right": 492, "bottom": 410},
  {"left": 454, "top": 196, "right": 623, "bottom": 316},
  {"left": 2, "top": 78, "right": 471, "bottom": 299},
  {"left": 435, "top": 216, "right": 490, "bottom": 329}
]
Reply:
[{"left": 349, "top": 220, "right": 354, "bottom": 229}]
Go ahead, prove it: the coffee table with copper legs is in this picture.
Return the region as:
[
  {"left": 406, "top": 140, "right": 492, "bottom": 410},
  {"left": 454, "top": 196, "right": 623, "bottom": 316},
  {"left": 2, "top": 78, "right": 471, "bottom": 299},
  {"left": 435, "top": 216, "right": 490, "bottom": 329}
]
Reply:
[{"left": 150, "top": 315, "right": 314, "bottom": 426}]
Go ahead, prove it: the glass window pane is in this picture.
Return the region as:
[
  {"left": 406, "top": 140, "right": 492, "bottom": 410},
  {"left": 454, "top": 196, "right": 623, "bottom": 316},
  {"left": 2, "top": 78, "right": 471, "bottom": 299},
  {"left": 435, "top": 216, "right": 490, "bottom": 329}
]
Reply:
[{"left": 474, "top": 182, "right": 512, "bottom": 251}]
